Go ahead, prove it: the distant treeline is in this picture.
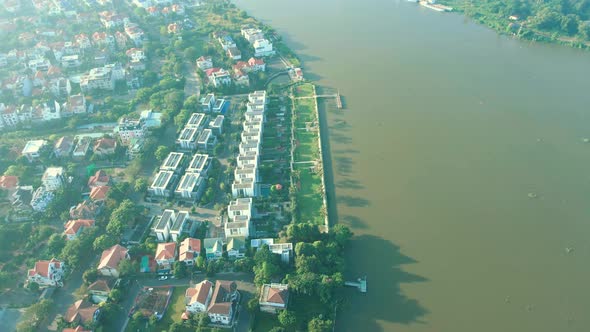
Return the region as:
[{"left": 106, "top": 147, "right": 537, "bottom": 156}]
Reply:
[{"left": 441, "top": 0, "right": 590, "bottom": 46}]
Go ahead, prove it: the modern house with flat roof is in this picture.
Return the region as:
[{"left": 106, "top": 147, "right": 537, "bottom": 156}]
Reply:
[
  {"left": 186, "top": 112, "right": 207, "bottom": 129},
  {"left": 212, "top": 98, "right": 228, "bottom": 113},
  {"left": 176, "top": 127, "right": 200, "bottom": 150},
  {"left": 175, "top": 172, "right": 206, "bottom": 202},
  {"left": 210, "top": 115, "right": 224, "bottom": 135},
  {"left": 116, "top": 118, "right": 146, "bottom": 146},
  {"left": 200, "top": 93, "right": 215, "bottom": 113},
  {"left": 225, "top": 198, "right": 253, "bottom": 238},
  {"left": 148, "top": 170, "right": 177, "bottom": 198},
  {"left": 42, "top": 167, "right": 65, "bottom": 191},
  {"left": 72, "top": 137, "right": 92, "bottom": 159},
  {"left": 160, "top": 152, "right": 185, "bottom": 174},
  {"left": 269, "top": 243, "right": 294, "bottom": 264},
  {"left": 231, "top": 90, "right": 266, "bottom": 198},
  {"left": 22, "top": 139, "right": 47, "bottom": 161},
  {"left": 153, "top": 209, "right": 191, "bottom": 242},
  {"left": 197, "top": 128, "right": 217, "bottom": 151},
  {"left": 186, "top": 153, "right": 211, "bottom": 175}
]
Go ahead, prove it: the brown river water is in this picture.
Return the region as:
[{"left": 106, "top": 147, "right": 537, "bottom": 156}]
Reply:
[{"left": 235, "top": 0, "right": 590, "bottom": 331}]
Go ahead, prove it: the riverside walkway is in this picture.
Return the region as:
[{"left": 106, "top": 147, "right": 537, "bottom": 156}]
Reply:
[{"left": 294, "top": 92, "right": 343, "bottom": 109}]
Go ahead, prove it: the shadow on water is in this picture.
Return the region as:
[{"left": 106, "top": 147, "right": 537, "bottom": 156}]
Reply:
[
  {"left": 334, "top": 156, "right": 354, "bottom": 177},
  {"left": 333, "top": 148, "right": 360, "bottom": 155},
  {"left": 339, "top": 235, "right": 429, "bottom": 331},
  {"left": 337, "top": 195, "right": 370, "bottom": 208},
  {"left": 336, "top": 178, "right": 364, "bottom": 190},
  {"left": 341, "top": 214, "right": 368, "bottom": 229},
  {"left": 330, "top": 132, "right": 353, "bottom": 145},
  {"left": 316, "top": 95, "right": 340, "bottom": 226}
]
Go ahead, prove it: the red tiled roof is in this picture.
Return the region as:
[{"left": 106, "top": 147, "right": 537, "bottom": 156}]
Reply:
[
  {"left": 65, "top": 299, "right": 97, "bottom": 323},
  {"left": 0, "top": 175, "right": 19, "bottom": 189},
  {"left": 208, "top": 280, "right": 237, "bottom": 315},
  {"left": 205, "top": 68, "right": 222, "bottom": 77},
  {"left": 87, "top": 278, "right": 114, "bottom": 293},
  {"left": 94, "top": 138, "right": 117, "bottom": 151},
  {"left": 156, "top": 242, "right": 176, "bottom": 261},
  {"left": 63, "top": 326, "right": 91, "bottom": 332},
  {"left": 179, "top": 238, "right": 201, "bottom": 260},
  {"left": 266, "top": 287, "right": 286, "bottom": 304},
  {"left": 28, "top": 258, "right": 62, "bottom": 278},
  {"left": 88, "top": 170, "right": 110, "bottom": 187},
  {"left": 98, "top": 245, "right": 128, "bottom": 270},
  {"left": 248, "top": 57, "right": 264, "bottom": 66},
  {"left": 90, "top": 185, "right": 110, "bottom": 201},
  {"left": 186, "top": 280, "right": 212, "bottom": 306},
  {"left": 64, "top": 219, "right": 95, "bottom": 236}
]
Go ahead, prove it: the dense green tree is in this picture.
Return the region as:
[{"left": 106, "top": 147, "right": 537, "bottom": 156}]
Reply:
[
  {"left": 197, "top": 312, "right": 210, "bottom": 327},
  {"left": 98, "top": 301, "right": 119, "bottom": 325},
  {"left": 308, "top": 317, "right": 333, "bottom": 332},
  {"left": 134, "top": 177, "right": 149, "bottom": 193},
  {"left": 27, "top": 282, "right": 39, "bottom": 292},
  {"left": 155, "top": 145, "right": 171, "bottom": 161},
  {"left": 183, "top": 95, "right": 200, "bottom": 111},
  {"left": 173, "top": 261, "right": 188, "bottom": 278},
  {"left": 118, "top": 259, "right": 136, "bottom": 277},
  {"left": 46, "top": 234, "right": 66, "bottom": 256},
  {"left": 174, "top": 108, "right": 191, "bottom": 129},
  {"left": 83, "top": 269, "right": 98, "bottom": 284},
  {"left": 278, "top": 310, "right": 296, "bottom": 328},
  {"left": 109, "top": 289, "right": 123, "bottom": 303},
  {"left": 93, "top": 234, "right": 117, "bottom": 251},
  {"left": 183, "top": 46, "right": 198, "bottom": 61},
  {"left": 286, "top": 222, "right": 320, "bottom": 243}
]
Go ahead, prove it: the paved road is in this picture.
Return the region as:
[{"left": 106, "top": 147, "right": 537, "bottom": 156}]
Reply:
[
  {"left": 114, "top": 280, "right": 142, "bottom": 332},
  {"left": 184, "top": 61, "right": 201, "bottom": 100}
]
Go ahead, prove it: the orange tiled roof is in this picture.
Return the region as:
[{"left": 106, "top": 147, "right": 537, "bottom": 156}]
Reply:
[{"left": 97, "top": 244, "right": 128, "bottom": 270}]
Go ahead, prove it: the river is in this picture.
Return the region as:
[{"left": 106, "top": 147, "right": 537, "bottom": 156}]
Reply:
[{"left": 234, "top": 0, "right": 590, "bottom": 331}]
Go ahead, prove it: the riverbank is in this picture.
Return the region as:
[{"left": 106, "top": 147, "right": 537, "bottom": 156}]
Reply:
[
  {"left": 290, "top": 83, "right": 329, "bottom": 231},
  {"left": 437, "top": 0, "right": 590, "bottom": 50}
]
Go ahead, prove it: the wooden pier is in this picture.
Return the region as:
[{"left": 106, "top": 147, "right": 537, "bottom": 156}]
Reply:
[
  {"left": 345, "top": 276, "right": 367, "bottom": 293},
  {"left": 294, "top": 92, "right": 344, "bottom": 109}
]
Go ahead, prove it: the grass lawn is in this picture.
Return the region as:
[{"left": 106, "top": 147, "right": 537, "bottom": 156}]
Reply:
[
  {"left": 294, "top": 83, "right": 314, "bottom": 98},
  {"left": 154, "top": 286, "right": 189, "bottom": 331},
  {"left": 294, "top": 167, "right": 324, "bottom": 225},
  {"left": 294, "top": 131, "right": 319, "bottom": 161},
  {"left": 291, "top": 83, "right": 326, "bottom": 226},
  {"left": 125, "top": 286, "right": 193, "bottom": 332}
]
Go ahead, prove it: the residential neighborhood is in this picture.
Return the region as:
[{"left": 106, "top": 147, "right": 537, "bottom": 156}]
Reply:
[{"left": 0, "top": 1, "right": 351, "bottom": 332}]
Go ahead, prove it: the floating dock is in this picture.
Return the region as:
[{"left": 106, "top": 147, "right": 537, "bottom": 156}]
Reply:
[
  {"left": 336, "top": 91, "right": 343, "bottom": 109},
  {"left": 345, "top": 276, "right": 367, "bottom": 293}
]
